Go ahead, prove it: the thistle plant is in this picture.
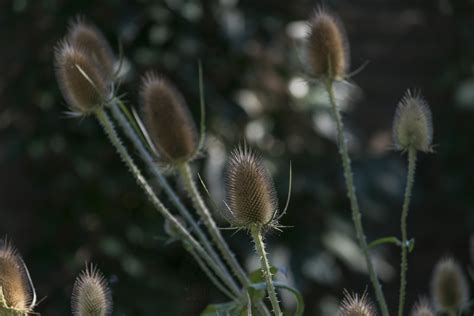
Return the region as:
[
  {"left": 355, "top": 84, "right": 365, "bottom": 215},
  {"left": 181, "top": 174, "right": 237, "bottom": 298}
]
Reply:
[
  {"left": 409, "top": 298, "right": 434, "bottom": 316},
  {"left": 338, "top": 291, "right": 375, "bottom": 316}
]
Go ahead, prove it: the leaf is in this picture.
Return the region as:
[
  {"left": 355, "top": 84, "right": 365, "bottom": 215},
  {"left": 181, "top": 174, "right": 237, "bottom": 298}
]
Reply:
[
  {"left": 248, "top": 282, "right": 305, "bottom": 316},
  {"left": 249, "top": 266, "right": 279, "bottom": 284},
  {"left": 200, "top": 301, "right": 243, "bottom": 316},
  {"left": 368, "top": 236, "right": 401, "bottom": 249}
]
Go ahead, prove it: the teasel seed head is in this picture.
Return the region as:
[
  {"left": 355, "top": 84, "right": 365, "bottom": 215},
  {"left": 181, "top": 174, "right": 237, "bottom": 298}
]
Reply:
[
  {"left": 392, "top": 90, "right": 433, "bottom": 153},
  {"left": 430, "top": 257, "right": 469, "bottom": 312},
  {"left": 339, "top": 290, "right": 375, "bottom": 316},
  {"left": 224, "top": 145, "right": 278, "bottom": 230},
  {"left": 410, "top": 297, "right": 434, "bottom": 316},
  {"left": 306, "top": 8, "right": 349, "bottom": 80},
  {"left": 67, "top": 17, "right": 115, "bottom": 80},
  {"left": 55, "top": 41, "right": 111, "bottom": 115},
  {"left": 0, "top": 239, "right": 36, "bottom": 311},
  {"left": 72, "top": 264, "right": 112, "bottom": 316},
  {"left": 140, "top": 73, "right": 198, "bottom": 164}
]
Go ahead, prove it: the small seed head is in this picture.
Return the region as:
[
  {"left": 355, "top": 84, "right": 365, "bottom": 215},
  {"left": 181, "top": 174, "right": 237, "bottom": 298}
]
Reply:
[
  {"left": 67, "top": 18, "right": 115, "bottom": 80},
  {"left": 140, "top": 73, "right": 198, "bottom": 164},
  {"left": 392, "top": 90, "right": 433, "bottom": 152},
  {"left": 410, "top": 298, "right": 434, "bottom": 316},
  {"left": 55, "top": 42, "right": 111, "bottom": 114},
  {"left": 430, "top": 257, "right": 469, "bottom": 312},
  {"left": 72, "top": 264, "right": 112, "bottom": 316},
  {"left": 339, "top": 291, "right": 375, "bottom": 316},
  {"left": 306, "top": 8, "right": 349, "bottom": 80},
  {"left": 0, "top": 239, "right": 35, "bottom": 311},
  {"left": 224, "top": 145, "right": 278, "bottom": 229}
]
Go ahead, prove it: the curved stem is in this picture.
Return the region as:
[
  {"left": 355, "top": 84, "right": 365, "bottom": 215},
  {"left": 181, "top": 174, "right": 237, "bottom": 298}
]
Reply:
[
  {"left": 398, "top": 148, "right": 417, "bottom": 316},
  {"left": 325, "top": 79, "right": 389, "bottom": 316},
  {"left": 94, "top": 109, "right": 240, "bottom": 297},
  {"left": 250, "top": 225, "right": 282, "bottom": 316}
]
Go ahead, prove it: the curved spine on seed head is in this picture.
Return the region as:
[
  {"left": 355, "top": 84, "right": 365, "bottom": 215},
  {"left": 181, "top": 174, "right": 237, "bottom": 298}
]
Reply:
[
  {"left": 71, "top": 264, "right": 112, "bottom": 316},
  {"left": 140, "top": 72, "right": 198, "bottom": 165},
  {"left": 410, "top": 297, "right": 434, "bottom": 316},
  {"left": 339, "top": 290, "right": 375, "bottom": 316},
  {"left": 54, "top": 41, "right": 111, "bottom": 115},
  {"left": 0, "top": 239, "right": 36, "bottom": 311},
  {"left": 306, "top": 7, "right": 349, "bottom": 80},
  {"left": 224, "top": 144, "right": 278, "bottom": 230}
]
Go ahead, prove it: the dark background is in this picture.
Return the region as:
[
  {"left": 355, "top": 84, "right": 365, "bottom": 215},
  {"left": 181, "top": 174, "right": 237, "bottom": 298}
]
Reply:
[{"left": 0, "top": 0, "right": 473, "bottom": 315}]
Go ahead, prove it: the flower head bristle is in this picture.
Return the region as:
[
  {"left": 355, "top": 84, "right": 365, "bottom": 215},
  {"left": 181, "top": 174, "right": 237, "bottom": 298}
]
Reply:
[
  {"left": 430, "top": 257, "right": 469, "bottom": 312},
  {"left": 224, "top": 145, "right": 278, "bottom": 229},
  {"left": 392, "top": 90, "right": 433, "bottom": 152},
  {"left": 140, "top": 72, "right": 198, "bottom": 164},
  {"left": 54, "top": 41, "right": 111, "bottom": 114},
  {"left": 339, "top": 290, "right": 375, "bottom": 316},
  {"left": 0, "top": 239, "right": 36, "bottom": 311},
  {"left": 306, "top": 8, "right": 349, "bottom": 80},
  {"left": 410, "top": 297, "right": 434, "bottom": 316},
  {"left": 71, "top": 264, "right": 112, "bottom": 316}
]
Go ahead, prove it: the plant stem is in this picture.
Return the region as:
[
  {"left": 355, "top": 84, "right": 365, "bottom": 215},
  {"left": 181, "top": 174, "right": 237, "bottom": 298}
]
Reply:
[
  {"left": 250, "top": 225, "right": 282, "bottom": 316},
  {"left": 325, "top": 79, "right": 389, "bottom": 316},
  {"left": 398, "top": 147, "right": 417, "bottom": 316},
  {"left": 94, "top": 109, "right": 241, "bottom": 297}
]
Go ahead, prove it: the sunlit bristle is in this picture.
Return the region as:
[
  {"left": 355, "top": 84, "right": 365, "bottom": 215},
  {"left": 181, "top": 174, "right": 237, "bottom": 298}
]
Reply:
[
  {"left": 306, "top": 8, "right": 349, "bottom": 80},
  {"left": 67, "top": 17, "right": 115, "bottom": 79},
  {"left": 339, "top": 291, "right": 375, "bottom": 316},
  {"left": 71, "top": 264, "right": 112, "bottom": 316},
  {"left": 54, "top": 41, "right": 111, "bottom": 114},
  {"left": 410, "top": 297, "right": 434, "bottom": 316},
  {"left": 140, "top": 72, "right": 198, "bottom": 164},
  {"left": 224, "top": 145, "right": 278, "bottom": 228},
  {"left": 0, "top": 239, "right": 36, "bottom": 311}
]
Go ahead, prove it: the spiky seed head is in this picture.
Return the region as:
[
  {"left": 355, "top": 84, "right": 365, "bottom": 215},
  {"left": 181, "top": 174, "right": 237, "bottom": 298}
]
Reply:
[
  {"left": 430, "top": 257, "right": 469, "bottom": 312},
  {"left": 306, "top": 8, "right": 349, "bottom": 80},
  {"left": 339, "top": 291, "right": 375, "bottom": 316},
  {"left": 0, "top": 239, "right": 36, "bottom": 311},
  {"left": 224, "top": 145, "right": 278, "bottom": 229},
  {"left": 410, "top": 298, "right": 434, "bottom": 316},
  {"left": 392, "top": 90, "right": 433, "bottom": 152},
  {"left": 67, "top": 18, "right": 115, "bottom": 80},
  {"left": 140, "top": 73, "right": 198, "bottom": 164},
  {"left": 55, "top": 41, "right": 111, "bottom": 114},
  {"left": 72, "top": 264, "right": 112, "bottom": 316}
]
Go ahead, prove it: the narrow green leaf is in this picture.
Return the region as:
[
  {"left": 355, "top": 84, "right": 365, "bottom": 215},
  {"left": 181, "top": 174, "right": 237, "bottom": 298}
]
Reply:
[{"left": 368, "top": 236, "right": 401, "bottom": 249}]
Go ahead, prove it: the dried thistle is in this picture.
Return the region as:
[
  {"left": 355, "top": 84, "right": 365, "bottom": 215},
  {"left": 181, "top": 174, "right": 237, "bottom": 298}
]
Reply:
[
  {"left": 224, "top": 145, "right": 278, "bottom": 229},
  {"left": 306, "top": 8, "right": 349, "bottom": 80},
  {"left": 140, "top": 73, "right": 198, "bottom": 164},
  {"left": 430, "top": 257, "right": 469, "bottom": 312},
  {"left": 67, "top": 17, "right": 115, "bottom": 80},
  {"left": 72, "top": 264, "right": 112, "bottom": 316},
  {"left": 410, "top": 297, "right": 434, "bottom": 316},
  {"left": 0, "top": 239, "right": 36, "bottom": 311},
  {"left": 392, "top": 90, "right": 433, "bottom": 153},
  {"left": 55, "top": 41, "right": 111, "bottom": 115},
  {"left": 339, "top": 290, "right": 375, "bottom": 316}
]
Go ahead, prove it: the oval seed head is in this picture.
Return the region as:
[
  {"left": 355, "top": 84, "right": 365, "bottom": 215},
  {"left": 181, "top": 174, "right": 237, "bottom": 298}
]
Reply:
[
  {"left": 430, "top": 257, "right": 469, "bottom": 312},
  {"left": 140, "top": 73, "right": 198, "bottom": 164},
  {"left": 392, "top": 90, "right": 433, "bottom": 152},
  {"left": 410, "top": 298, "right": 434, "bottom": 316},
  {"left": 67, "top": 17, "right": 115, "bottom": 80},
  {"left": 0, "top": 239, "right": 36, "bottom": 311},
  {"left": 224, "top": 145, "right": 278, "bottom": 229},
  {"left": 306, "top": 8, "right": 349, "bottom": 80},
  {"left": 72, "top": 264, "right": 112, "bottom": 316},
  {"left": 339, "top": 291, "right": 375, "bottom": 316},
  {"left": 54, "top": 41, "right": 111, "bottom": 115}
]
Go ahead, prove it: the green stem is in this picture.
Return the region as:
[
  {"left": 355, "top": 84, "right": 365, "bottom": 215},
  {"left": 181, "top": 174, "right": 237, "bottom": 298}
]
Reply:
[
  {"left": 94, "top": 109, "right": 240, "bottom": 297},
  {"left": 326, "top": 79, "right": 389, "bottom": 316},
  {"left": 250, "top": 225, "right": 282, "bottom": 316},
  {"left": 398, "top": 148, "right": 417, "bottom": 316}
]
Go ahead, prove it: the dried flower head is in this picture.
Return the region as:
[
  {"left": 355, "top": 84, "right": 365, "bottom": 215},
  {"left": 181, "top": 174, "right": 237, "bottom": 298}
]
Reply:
[
  {"left": 392, "top": 90, "right": 433, "bottom": 152},
  {"left": 306, "top": 8, "right": 349, "bottom": 80},
  {"left": 55, "top": 41, "right": 111, "bottom": 115},
  {"left": 431, "top": 257, "right": 469, "bottom": 312},
  {"left": 72, "top": 264, "right": 112, "bottom": 316},
  {"left": 339, "top": 290, "right": 375, "bottom": 316},
  {"left": 67, "top": 17, "right": 115, "bottom": 79},
  {"left": 140, "top": 73, "right": 198, "bottom": 164},
  {"left": 410, "top": 297, "right": 434, "bottom": 316},
  {"left": 224, "top": 145, "right": 278, "bottom": 229},
  {"left": 0, "top": 239, "right": 36, "bottom": 311}
]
